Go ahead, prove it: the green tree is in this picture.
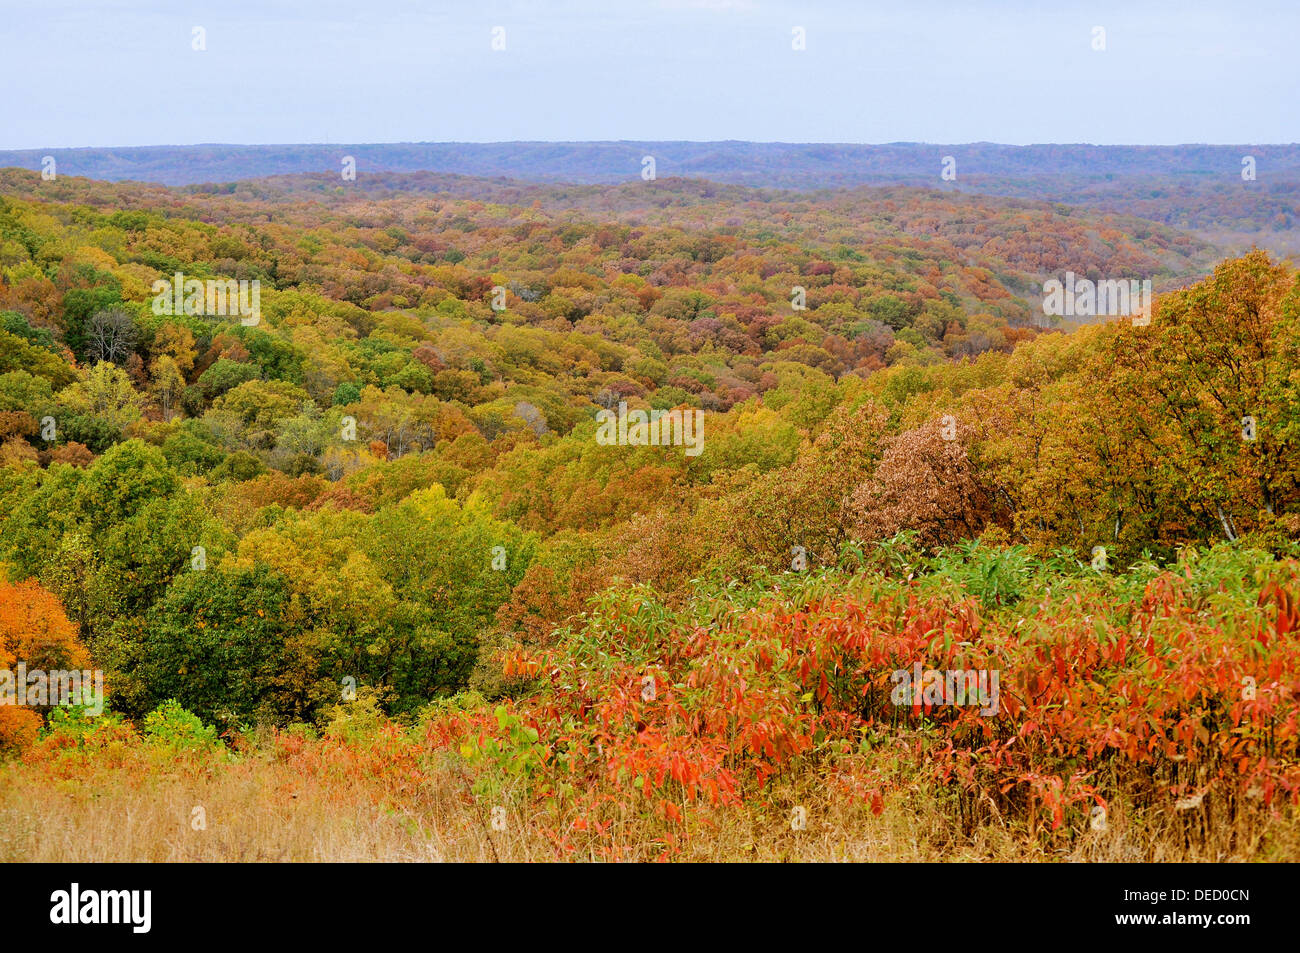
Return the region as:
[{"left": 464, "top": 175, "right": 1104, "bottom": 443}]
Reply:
[
  {"left": 140, "top": 565, "right": 298, "bottom": 726},
  {"left": 72, "top": 439, "right": 180, "bottom": 536}
]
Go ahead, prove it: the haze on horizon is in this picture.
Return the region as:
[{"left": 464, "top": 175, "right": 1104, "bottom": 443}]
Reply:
[{"left": 2, "top": 0, "right": 1296, "bottom": 151}]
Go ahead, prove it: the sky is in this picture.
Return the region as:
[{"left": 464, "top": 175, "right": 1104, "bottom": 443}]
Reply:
[{"left": 1, "top": 0, "right": 1295, "bottom": 149}]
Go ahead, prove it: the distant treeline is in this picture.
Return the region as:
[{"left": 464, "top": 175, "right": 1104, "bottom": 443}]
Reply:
[{"left": 3, "top": 140, "right": 1299, "bottom": 189}]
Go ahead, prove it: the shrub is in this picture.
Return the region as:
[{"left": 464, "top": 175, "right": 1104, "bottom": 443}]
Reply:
[{"left": 142, "top": 699, "right": 220, "bottom": 751}]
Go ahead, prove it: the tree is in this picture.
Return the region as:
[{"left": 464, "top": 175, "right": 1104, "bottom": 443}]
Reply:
[
  {"left": 361, "top": 486, "right": 535, "bottom": 707},
  {"left": 1107, "top": 252, "right": 1300, "bottom": 545},
  {"left": 46, "top": 442, "right": 93, "bottom": 468},
  {"left": 94, "top": 493, "right": 218, "bottom": 620},
  {"left": 197, "top": 358, "right": 260, "bottom": 399},
  {"left": 0, "top": 462, "right": 85, "bottom": 584},
  {"left": 71, "top": 439, "right": 180, "bottom": 536},
  {"left": 0, "top": 330, "right": 76, "bottom": 388},
  {"left": 86, "top": 309, "right": 138, "bottom": 366},
  {"left": 704, "top": 398, "right": 891, "bottom": 572},
  {"left": 161, "top": 423, "right": 225, "bottom": 476},
  {"left": 210, "top": 379, "right": 312, "bottom": 450},
  {"left": 59, "top": 283, "right": 123, "bottom": 361},
  {"left": 152, "top": 321, "right": 197, "bottom": 376},
  {"left": 210, "top": 450, "right": 268, "bottom": 483},
  {"left": 0, "top": 371, "right": 55, "bottom": 416},
  {"left": 58, "top": 361, "right": 145, "bottom": 437},
  {"left": 150, "top": 355, "right": 186, "bottom": 420},
  {"left": 848, "top": 418, "right": 999, "bottom": 551},
  {"left": 0, "top": 578, "right": 91, "bottom": 753},
  {"left": 140, "top": 565, "right": 298, "bottom": 726},
  {"left": 0, "top": 410, "right": 37, "bottom": 443},
  {"left": 0, "top": 311, "right": 58, "bottom": 353}
]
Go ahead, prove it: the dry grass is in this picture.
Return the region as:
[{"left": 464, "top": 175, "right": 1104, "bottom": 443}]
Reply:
[{"left": 2, "top": 751, "right": 1294, "bottom": 862}]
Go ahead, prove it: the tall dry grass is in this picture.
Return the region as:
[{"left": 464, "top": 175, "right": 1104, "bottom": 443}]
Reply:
[{"left": 2, "top": 748, "right": 1294, "bottom": 862}]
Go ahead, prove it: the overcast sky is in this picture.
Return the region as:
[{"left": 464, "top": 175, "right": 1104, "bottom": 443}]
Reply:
[{"left": 2, "top": 0, "right": 1295, "bottom": 149}]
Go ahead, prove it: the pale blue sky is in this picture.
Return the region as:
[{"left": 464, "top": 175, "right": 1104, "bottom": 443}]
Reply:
[{"left": 1, "top": 0, "right": 1295, "bottom": 149}]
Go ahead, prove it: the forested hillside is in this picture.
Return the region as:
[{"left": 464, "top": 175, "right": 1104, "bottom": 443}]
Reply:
[
  {"left": 5, "top": 141, "right": 1295, "bottom": 253},
  {"left": 0, "top": 166, "right": 1296, "bottom": 861}
]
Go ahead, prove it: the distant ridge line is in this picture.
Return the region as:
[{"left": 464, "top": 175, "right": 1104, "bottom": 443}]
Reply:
[{"left": 3, "top": 141, "right": 1299, "bottom": 188}]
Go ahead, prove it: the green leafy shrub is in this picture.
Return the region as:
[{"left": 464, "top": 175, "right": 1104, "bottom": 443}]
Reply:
[{"left": 143, "top": 699, "right": 220, "bottom": 751}]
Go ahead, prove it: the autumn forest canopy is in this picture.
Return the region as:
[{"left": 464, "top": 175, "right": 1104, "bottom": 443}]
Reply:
[{"left": 0, "top": 152, "right": 1297, "bottom": 862}]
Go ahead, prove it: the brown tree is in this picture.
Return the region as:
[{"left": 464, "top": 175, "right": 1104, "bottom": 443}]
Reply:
[{"left": 848, "top": 418, "right": 998, "bottom": 551}]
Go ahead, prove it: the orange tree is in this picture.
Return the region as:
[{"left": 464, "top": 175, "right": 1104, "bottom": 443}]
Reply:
[{"left": 0, "top": 577, "right": 91, "bottom": 753}]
